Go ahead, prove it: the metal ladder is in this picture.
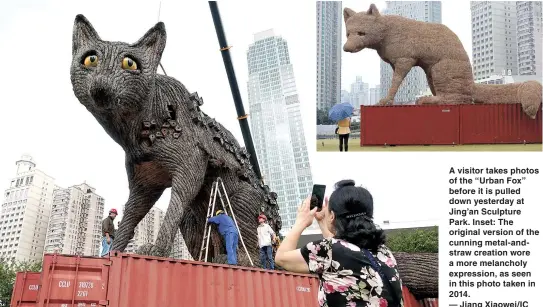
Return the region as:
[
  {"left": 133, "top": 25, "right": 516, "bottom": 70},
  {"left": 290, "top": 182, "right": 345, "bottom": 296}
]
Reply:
[{"left": 198, "top": 177, "right": 254, "bottom": 266}]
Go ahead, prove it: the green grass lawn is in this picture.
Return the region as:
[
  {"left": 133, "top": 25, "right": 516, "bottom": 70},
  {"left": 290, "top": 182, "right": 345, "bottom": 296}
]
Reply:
[{"left": 316, "top": 138, "right": 542, "bottom": 152}]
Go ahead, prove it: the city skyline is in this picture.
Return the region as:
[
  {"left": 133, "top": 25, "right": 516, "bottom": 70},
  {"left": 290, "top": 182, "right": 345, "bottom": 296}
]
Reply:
[{"left": 0, "top": 154, "right": 192, "bottom": 261}]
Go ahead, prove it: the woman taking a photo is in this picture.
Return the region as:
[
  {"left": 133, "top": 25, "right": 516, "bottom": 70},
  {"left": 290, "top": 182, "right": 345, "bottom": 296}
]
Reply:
[{"left": 275, "top": 180, "right": 403, "bottom": 307}]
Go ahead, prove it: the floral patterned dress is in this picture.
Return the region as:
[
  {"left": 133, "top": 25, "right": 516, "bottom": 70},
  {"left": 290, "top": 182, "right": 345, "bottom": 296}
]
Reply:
[{"left": 300, "top": 238, "right": 404, "bottom": 307}]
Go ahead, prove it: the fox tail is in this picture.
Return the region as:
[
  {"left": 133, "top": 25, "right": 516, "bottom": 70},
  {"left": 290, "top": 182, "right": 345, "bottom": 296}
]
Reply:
[{"left": 473, "top": 81, "right": 542, "bottom": 119}]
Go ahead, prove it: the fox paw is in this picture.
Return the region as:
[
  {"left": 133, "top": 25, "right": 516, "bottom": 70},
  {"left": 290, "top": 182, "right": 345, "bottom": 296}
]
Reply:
[
  {"left": 378, "top": 98, "right": 393, "bottom": 106},
  {"left": 136, "top": 243, "right": 169, "bottom": 257},
  {"left": 416, "top": 96, "right": 440, "bottom": 105}
]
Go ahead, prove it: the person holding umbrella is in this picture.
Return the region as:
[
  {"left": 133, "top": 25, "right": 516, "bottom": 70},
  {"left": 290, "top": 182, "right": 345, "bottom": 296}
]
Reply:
[{"left": 328, "top": 102, "right": 353, "bottom": 152}]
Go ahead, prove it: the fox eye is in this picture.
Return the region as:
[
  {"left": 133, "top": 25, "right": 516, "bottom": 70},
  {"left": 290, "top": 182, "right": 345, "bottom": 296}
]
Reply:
[
  {"left": 358, "top": 32, "right": 366, "bottom": 36},
  {"left": 122, "top": 57, "right": 138, "bottom": 70},
  {"left": 83, "top": 55, "right": 98, "bottom": 67}
]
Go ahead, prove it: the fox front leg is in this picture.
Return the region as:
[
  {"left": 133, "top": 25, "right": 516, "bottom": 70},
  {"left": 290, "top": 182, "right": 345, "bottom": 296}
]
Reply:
[
  {"left": 149, "top": 159, "right": 207, "bottom": 257},
  {"left": 379, "top": 58, "right": 417, "bottom": 105},
  {"left": 111, "top": 160, "right": 167, "bottom": 253}
]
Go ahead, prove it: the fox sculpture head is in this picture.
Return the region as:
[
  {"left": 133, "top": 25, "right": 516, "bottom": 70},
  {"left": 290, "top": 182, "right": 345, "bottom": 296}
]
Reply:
[
  {"left": 70, "top": 14, "right": 167, "bottom": 142},
  {"left": 343, "top": 4, "right": 387, "bottom": 53}
]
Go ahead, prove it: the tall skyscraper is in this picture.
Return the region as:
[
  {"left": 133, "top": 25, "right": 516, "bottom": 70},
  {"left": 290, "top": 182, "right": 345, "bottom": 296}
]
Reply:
[
  {"left": 247, "top": 29, "right": 313, "bottom": 230},
  {"left": 471, "top": 1, "right": 519, "bottom": 81},
  {"left": 317, "top": 1, "right": 343, "bottom": 111},
  {"left": 380, "top": 1, "right": 442, "bottom": 103},
  {"left": 369, "top": 86, "right": 381, "bottom": 106},
  {"left": 124, "top": 206, "right": 192, "bottom": 260},
  {"left": 350, "top": 76, "right": 370, "bottom": 107},
  {"left": 0, "top": 155, "right": 55, "bottom": 262},
  {"left": 44, "top": 183, "right": 105, "bottom": 256},
  {"left": 516, "top": 1, "right": 542, "bottom": 76}
]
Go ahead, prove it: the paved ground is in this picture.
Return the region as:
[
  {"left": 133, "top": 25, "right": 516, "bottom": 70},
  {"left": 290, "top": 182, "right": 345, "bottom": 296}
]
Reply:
[{"left": 316, "top": 139, "right": 542, "bottom": 152}]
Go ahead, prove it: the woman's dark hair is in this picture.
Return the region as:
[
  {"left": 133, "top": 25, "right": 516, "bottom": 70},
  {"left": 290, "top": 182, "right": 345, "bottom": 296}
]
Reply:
[{"left": 328, "top": 180, "right": 385, "bottom": 252}]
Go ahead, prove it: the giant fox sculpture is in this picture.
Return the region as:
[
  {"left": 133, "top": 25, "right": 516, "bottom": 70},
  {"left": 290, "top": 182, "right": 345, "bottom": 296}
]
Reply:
[{"left": 344, "top": 4, "right": 542, "bottom": 119}]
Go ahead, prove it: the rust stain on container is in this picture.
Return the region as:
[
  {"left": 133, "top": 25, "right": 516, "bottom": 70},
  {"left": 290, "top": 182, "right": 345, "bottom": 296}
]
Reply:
[
  {"left": 10, "top": 272, "right": 41, "bottom": 307},
  {"left": 360, "top": 105, "right": 460, "bottom": 146},
  {"left": 459, "top": 104, "right": 542, "bottom": 144}
]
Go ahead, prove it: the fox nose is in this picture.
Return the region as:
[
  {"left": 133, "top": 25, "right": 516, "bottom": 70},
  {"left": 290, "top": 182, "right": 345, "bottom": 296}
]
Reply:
[{"left": 89, "top": 83, "right": 113, "bottom": 107}]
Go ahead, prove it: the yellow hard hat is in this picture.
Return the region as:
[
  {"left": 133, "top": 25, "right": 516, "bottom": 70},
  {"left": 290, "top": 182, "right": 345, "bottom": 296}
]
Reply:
[{"left": 215, "top": 210, "right": 224, "bottom": 215}]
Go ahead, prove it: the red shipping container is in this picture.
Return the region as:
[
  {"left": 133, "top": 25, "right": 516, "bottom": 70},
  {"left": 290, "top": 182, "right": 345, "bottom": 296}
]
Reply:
[
  {"left": 37, "top": 254, "right": 109, "bottom": 307},
  {"left": 360, "top": 105, "right": 460, "bottom": 146},
  {"left": 13, "top": 255, "right": 439, "bottom": 307},
  {"left": 459, "top": 103, "right": 542, "bottom": 144},
  {"left": 35, "top": 253, "right": 318, "bottom": 307},
  {"left": 10, "top": 272, "right": 41, "bottom": 307}
]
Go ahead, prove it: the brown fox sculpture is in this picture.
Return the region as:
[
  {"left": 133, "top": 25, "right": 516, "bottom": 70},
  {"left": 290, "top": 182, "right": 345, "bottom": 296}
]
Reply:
[{"left": 343, "top": 4, "right": 542, "bottom": 119}]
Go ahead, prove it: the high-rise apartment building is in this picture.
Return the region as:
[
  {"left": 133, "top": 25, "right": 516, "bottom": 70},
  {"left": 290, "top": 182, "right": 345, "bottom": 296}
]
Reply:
[
  {"left": 44, "top": 183, "right": 105, "bottom": 256},
  {"left": 247, "top": 29, "right": 313, "bottom": 230},
  {"left": 369, "top": 86, "right": 381, "bottom": 106},
  {"left": 125, "top": 206, "right": 192, "bottom": 260},
  {"left": 340, "top": 90, "right": 351, "bottom": 105},
  {"left": 0, "top": 155, "right": 55, "bottom": 262},
  {"left": 317, "top": 1, "right": 343, "bottom": 111},
  {"left": 380, "top": 1, "right": 442, "bottom": 103},
  {"left": 170, "top": 230, "right": 193, "bottom": 260},
  {"left": 125, "top": 207, "right": 164, "bottom": 254},
  {"left": 516, "top": 1, "right": 542, "bottom": 76},
  {"left": 471, "top": 1, "right": 519, "bottom": 80},
  {"left": 350, "top": 76, "right": 370, "bottom": 107}
]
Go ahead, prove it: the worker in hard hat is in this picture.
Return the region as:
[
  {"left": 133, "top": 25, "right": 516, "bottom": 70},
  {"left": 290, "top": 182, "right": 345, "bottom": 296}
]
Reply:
[
  {"left": 207, "top": 210, "right": 239, "bottom": 265},
  {"left": 257, "top": 213, "right": 276, "bottom": 269},
  {"left": 101, "top": 208, "right": 118, "bottom": 257}
]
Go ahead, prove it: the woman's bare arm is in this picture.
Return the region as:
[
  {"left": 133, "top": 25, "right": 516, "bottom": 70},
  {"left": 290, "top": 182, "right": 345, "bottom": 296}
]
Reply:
[{"left": 275, "top": 223, "right": 309, "bottom": 273}]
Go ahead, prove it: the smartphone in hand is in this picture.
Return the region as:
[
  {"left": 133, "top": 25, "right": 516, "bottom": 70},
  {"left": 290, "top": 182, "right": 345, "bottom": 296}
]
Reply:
[{"left": 310, "top": 184, "right": 326, "bottom": 211}]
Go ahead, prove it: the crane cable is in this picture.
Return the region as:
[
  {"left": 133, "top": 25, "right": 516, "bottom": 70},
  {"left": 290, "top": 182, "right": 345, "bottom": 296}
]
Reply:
[{"left": 157, "top": 0, "right": 167, "bottom": 76}]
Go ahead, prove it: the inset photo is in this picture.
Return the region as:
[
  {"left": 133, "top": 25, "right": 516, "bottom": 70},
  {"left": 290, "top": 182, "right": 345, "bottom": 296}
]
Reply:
[{"left": 316, "top": 1, "right": 542, "bottom": 152}]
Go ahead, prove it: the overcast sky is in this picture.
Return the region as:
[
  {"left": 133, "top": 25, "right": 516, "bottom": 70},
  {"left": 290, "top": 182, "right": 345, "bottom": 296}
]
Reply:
[
  {"left": 0, "top": 0, "right": 478, "bottom": 228},
  {"left": 341, "top": 0, "right": 472, "bottom": 90}
]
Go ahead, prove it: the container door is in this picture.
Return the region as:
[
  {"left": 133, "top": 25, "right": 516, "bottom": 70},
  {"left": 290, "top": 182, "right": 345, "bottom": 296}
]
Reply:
[
  {"left": 38, "top": 255, "right": 110, "bottom": 307},
  {"left": 10, "top": 272, "right": 41, "bottom": 307}
]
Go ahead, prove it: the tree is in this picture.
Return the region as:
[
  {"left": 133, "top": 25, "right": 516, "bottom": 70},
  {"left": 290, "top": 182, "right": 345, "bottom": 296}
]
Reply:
[
  {"left": 386, "top": 227, "right": 438, "bottom": 253},
  {"left": 316, "top": 108, "right": 329, "bottom": 125},
  {"left": 0, "top": 258, "right": 42, "bottom": 306}
]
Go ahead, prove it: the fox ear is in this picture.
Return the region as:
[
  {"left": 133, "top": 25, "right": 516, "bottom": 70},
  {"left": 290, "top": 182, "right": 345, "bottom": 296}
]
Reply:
[
  {"left": 132, "top": 22, "right": 167, "bottom": 68},
  {"left": 344, "top": 8, "right": 356, "bottom": 23},
  {"left": 367, "top": 4, "right": 380, "bottom": 16},
  {"left": 72, "top": 14, "right": 101, "bottom": 55}
]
